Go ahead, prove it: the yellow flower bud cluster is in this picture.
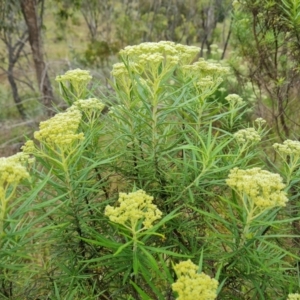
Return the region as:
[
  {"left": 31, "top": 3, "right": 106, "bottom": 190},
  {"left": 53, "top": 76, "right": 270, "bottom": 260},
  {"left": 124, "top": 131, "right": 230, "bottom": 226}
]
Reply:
[
  {"left": 0, "top": 154, "right": 30, "bottom": 198},
  {"left": 112, "top": 42, "right": 201, "bottom": 81},
  {"left": 111, "top": 62, "right": 129, "bottom": 77},
  {"left": 182, "top": 58, "right": 229, "bottom": 77},
  {"left": 73, "top": 98, "right": 105, "bottom": 113},
  {"left": 21, "top": 140, "right": 35, "bottom": 155},
  {"left": 111, "top": 41, "right": 201, "bottom": 90},
  {"left": 111, "top": 41, "right": 229, "bottom": 100},
  {"left": 55, "top": 69, "right": 92, "bottom": 98},
  {"left": 254, "top": 117, "right": 267, "bottom": 125},
  {"left": 105, "top": 190, "right": 162, "bottom": 229},
  {"left": 181, "top": 58, "right": 229, "bottom": 93},
  {"left": 226, "top": 167, "right": 288, "bottom": 208},
  {"left": 111, "top": 62, "right": 143, "bottom": 77},
  {"left": 273, "top": 140, "right": 300, "bottom": 156},
  {"left": 119, "top": 41, "right": 200, "bottom": 66},
  {"left": 34, "top": 108, "right": 84, "bottom": 147},
  {"left": 288, "top": 293, "right": 300, "bottom": 300},
  {"left": 234, "top": 128, "right": 261, "bottom": 144},
  {"left": 225, "top": 93, "right": 245, "bottom": 107},
  {"left": 196, "top": 76, "right": 215, "bottom": 90},
  {"left": 55, "top": 69, "right": 92, "bottom": 85},
  {"left": 172, "top": 260, "right": 218, "bottom": 300}
]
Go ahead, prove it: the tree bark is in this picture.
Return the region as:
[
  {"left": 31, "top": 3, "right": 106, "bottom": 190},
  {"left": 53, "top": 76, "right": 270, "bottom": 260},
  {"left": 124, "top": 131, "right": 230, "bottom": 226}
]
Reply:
[
  {"left": 7, "top": 68, "right": 26, "bottom": 119},
  {"left": 20, "top": 0, "right": 54, "bottom": 116}
]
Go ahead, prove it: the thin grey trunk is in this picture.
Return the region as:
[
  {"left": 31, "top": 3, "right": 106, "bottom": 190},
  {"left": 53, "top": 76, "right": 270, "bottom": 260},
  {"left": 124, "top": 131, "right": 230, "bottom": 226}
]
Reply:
[
  {"left": 20, "top": 0, "right": 54, "bottom": 116},
  {"left": 7, "top": 66, "right": 26, "bottom": 119}
]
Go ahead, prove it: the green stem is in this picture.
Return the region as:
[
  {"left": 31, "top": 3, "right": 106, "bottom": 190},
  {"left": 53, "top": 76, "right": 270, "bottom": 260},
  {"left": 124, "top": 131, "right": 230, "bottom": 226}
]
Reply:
[
  {"left": 0, "top": 184, "right": 17, "bottom": 237},
  {"left": 180, "top": 166, "right": 207, "bottom": 195},
  {"left": 233, "top": 143, "right": 249, "bottom": 164}
]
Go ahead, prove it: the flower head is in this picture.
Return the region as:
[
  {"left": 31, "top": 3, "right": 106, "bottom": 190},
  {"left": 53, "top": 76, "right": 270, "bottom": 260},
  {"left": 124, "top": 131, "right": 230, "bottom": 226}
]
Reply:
[
  {"left": 254, "top": 117, "right": 266, "bottom": 125},
  {"left": 73, "top": 98, "right": 105, "bottom": 113},
  {"left": 172, "top": 260, "right": 218, "bottom": 300},
  {"left": 34, "top": 107, "right": 84, "bottom": 148},
  {"left": 0, "top": 154, "right": 30, "bottom": 191},
  {"left": 225, "top": 94, "right": 245, "bottom": 107},
  {"left": 273, "top": 140, "right": 300, "bottom": 156},
  {"left": 21, "top": 140, "right": 35, "bottom": 155},
  {"left": 55, "top": 69, "right": 92, "bottom": 98},
  {"left": 288, "top": 294, "right": 300, "bottom": 300},
  {"left": 226, "top": 167, "right": 288, "bottom": 209},
  {"left": 119, "top": 41, "right": 200, "bottom": 66},
  {"left": 55, "top": 69, "right": 92, "bottom": 84},
  {"left": 234, "top": 127, "right": 261, "bottom": 144},
  {"left": 105, "top": 190, "right": 162, "bottom": 229},
  {"left": 181, "top": 59, "right": 229, "bottom": 79}
]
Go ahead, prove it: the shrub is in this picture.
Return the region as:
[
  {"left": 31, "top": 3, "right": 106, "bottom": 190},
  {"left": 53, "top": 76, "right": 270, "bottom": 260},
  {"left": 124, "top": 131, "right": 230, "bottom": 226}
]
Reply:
[{"left": 1, "top": 41, "right": 300, "bottom": 299}]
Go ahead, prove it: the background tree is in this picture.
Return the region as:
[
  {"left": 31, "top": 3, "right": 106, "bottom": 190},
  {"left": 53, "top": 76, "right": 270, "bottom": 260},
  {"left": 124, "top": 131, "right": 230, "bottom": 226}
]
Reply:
[
  {"left": 20, "top": 0, "right": 54, "bottom": 116},
  {"left": 231, "top": 0, "right": 300, "bottom": 140},
  {"left": 0, "top": 0, "right": 29, "bottom": 119}
]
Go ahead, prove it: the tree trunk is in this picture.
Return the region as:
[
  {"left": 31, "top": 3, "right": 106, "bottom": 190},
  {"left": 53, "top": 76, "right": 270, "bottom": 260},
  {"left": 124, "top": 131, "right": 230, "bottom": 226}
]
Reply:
[
  {"left": 7, "top": 67, "right": 26, "bottom": 120},
  {"left": 20, "top": 0, "right": 54, "bottom": 116}
]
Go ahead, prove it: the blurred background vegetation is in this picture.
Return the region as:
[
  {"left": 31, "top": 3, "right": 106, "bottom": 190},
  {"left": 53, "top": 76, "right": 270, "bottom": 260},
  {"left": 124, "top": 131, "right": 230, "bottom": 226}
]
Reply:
[{"left": 1, "top": 0, "right": 300, "bottom": 156}]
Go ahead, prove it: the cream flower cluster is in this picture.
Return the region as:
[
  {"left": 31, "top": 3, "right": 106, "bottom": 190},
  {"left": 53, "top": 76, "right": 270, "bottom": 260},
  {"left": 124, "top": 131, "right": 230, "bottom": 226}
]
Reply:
[
  {"left": 111, "top": 62, "right": 142, "bottom": 77},
  {"left": 111, "top": 41, "right": 200, "bottom": 81},
  {"left": 119, "top": 41, "right": 200, "bottom": 65},
  {"left": 111, "top": 41, "right": 229, "bottom": 98},
  {"left": 34, "top": 108, "right": 84, "bottom": 147},
  {"left": 254, "top": 117, "right": 267, "bottom": 125},
  {"left": 0, "top": 154, "right": 30, "bottom": 198},
  {"left": 105, "top": 190, "right": 162, "bottom": 229},
  {"left": 73, "top": 98, "right": 105, "bottom": 113},
  {"left": 288, "top": 293, "right": 300, "bottom": 300},
  {"left": 225, "top": 93, "right": 245, "bottom": 107},
  {"left": 181, "top": 58, "right": 229, "bottom": 77},
  {"left": 273, "top": 140, "right": 300, "bottom": 156},
  {"left": 181, "top": 58, "right": 229, "bottom": 90},
  {"left": 55, "top": 69, "right": 92, "bottom": 84},
  {"left": 234, "top": 128, "right": 261, "bottom": 144},
  {"left": 226, "top": 167, "right": 288, "bottom": 208},
  {"left": 55, "top": 69, "right": 92, "bottom": 98},
  {"left": 172, "top": 260, "right": 218, "bottom": 300}
]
